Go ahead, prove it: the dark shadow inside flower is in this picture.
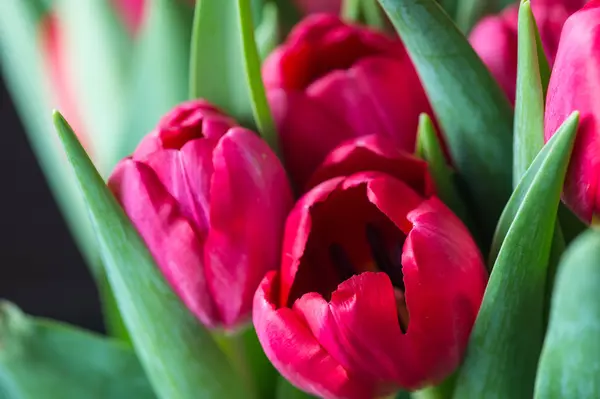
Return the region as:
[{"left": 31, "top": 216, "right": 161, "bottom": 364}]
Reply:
[{"left": 287, "top": 182, "right": 410, "bottom": 332}]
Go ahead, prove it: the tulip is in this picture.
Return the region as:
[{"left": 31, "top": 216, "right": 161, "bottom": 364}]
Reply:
[
  {"left": 469, "top": 0, "right": 587, "bottom": 103},
  {"left": 544, "top": 0, "right": 600, "bottom": 223},
  {"left": 263, "top": 14, "right": 434, "bottom": 188},
  {"left": 108, "top": 100, "right": 294, "bottom": 329},
  {"left": 254, "top": 171, "right": 487, "bottom": 398}
]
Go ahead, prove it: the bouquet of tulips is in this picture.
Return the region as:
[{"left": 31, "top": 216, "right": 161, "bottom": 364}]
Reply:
[{"left": 2, "top": 0, "right": 600, "bottom": 397}]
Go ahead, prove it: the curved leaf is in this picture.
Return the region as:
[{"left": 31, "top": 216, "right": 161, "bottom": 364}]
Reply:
[
  {"left": 378, "top": 0, "right": 514, "bottom": 246},
  {"left": 453, "top": 112, "right": 579, "bottom": 399},
  {"left": 0, "top": 302, "right": 154, "bottom": 399},
  {"left": 534, "top": 229, "right": 600, "bottom": 399},
  {"left": 53, "top": 112, "right": 245, "bottom": 399}
]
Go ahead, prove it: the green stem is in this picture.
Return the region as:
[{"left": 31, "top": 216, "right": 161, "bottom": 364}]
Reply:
[
  {"left": 213, "top": 326, "right": 277, "bottom": 399},
  {"left": 342, "top": 0, "right": 362, "bottom": 22}
]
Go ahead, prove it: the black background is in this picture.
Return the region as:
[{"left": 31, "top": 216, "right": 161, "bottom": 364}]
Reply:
[{"left": 0, "top": 74, "right": 104, "bottom": 332}]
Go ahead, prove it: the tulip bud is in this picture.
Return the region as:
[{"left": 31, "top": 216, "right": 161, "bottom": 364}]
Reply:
[
  {"left": 254, "top": 171, "right": 487, "bottom": 398},
  {"left": 109, "top": 100, "right": 294, "bottom": 329},
  {"left": 263, "top": 14, "right": 434, "bottom": 188},
  {"left": 469, "top": 0, "right": 586, "bottom": 103},
  {"left": 545, "top": 0, "right": 600, "bottom": 222}
]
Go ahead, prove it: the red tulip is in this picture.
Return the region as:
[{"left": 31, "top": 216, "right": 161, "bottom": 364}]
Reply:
[
  {"left": 263, "top": 14, "right": 434, "bottom": 188},
  {"left": 254, "top": 171, "right": 487, "bottom": 398},
  {"left": 545, "top": 0, "right": 600, "bottom": 223},
  {"left": 109, "top": 100, "right": 294, "bottom": 329},
  {"left": 469, "top": 0, "right": 587, "bottom": 103}
]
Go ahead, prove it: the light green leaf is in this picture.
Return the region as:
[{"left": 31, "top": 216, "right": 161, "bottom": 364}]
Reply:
[
  {"left": 276, "top": 378, "right": 316, "bottom": 399},
  {"left": 455, "top": 0, "right": 491, "bottom": 33},
  {"left": 0, "top": 302, "right": 154, "bottom": 399},
  {"left": 453, "top": 112, "right": 579, "bottom": 399},
  {"left": 256, "top": 3, "right": 280, "bottom": 60},
  {"left": 378, "top": 0, "right": 514, "bottom": 247},
  {"left": 190, "top": 0, "right": 279, "bottom": 154},
  {"left": 117, "top": 0, "right": 194, "bottom": 167},
  {"left": 0, "top": 0, "right": 128, "bottom": 339},
  {"left": 342, "top": 0, "right": 362, "bottom": 22},
  {"left": 416, "top": 113, "right": 470, "bottom": 229},
  {"left": 56, "top": 0, "right": 133, "bottom": 173},
  {"left": 534, "top": 229, "right": 600, "bottom": 399},
  {"left": 514, "top": 0, "right": 545, "bottom": 186},
  {"left": 53, "top": 112, "right": 245, "bottom": 399},
  {"left": 361, "top": 0, "right": 387, "bottom": 30}
]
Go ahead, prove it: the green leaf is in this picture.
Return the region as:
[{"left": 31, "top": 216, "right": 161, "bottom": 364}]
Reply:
[
  {"left": 213, "top": 327, "right": 277, "bottom": 399},
  {"left": 276, "top": 378, "right": 316, "bottom": 399},
  {"left": 117, "top": 0, "right": 194, "bottom": 167},
  {"left": 534, "top": 229, "right": 600, "bottom": 399},
  {"left": 453, "top": 112, "right": 579, "bottom": 399},
  {"left": 378, "top": 0, "right": 514, "bottom": 247},
  {"left": 361, "top": 0, "right": 387, "bottom": 30},
  {"left": 455, "top": 0, "right": 491, "bottom": 33},
  {"left": 255, "top": 3, "right": 280, "bottom": 61},
  {"left": 416, "top": 114, "right": 470, "bottom": 229},
  {"left": 0, "top": 302, "right": 154, "bottom": 399},
  {"left": 514, "top": 0, "right": 545, "bottom": 186},
  {"left": 0, "top": 0, "right": 127, "bottom": 339},
  {"left": 190, "top": 0, "right": 279, "bottom": 154},
  {"left": 56, "top": 0, "right": 133, "bottom": 173},
  {"left": 342, "top": 0, "right": 363, "bottom": 22},
  {"left": 53, "top": 112, "right": 245, "bottom": 399}
]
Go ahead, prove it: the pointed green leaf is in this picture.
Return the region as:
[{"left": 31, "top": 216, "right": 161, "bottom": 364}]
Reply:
[
  {"left": 534, "top": 18, "right": 551, "bottom": 94},
  {"left": 514, "top": 0, "right": 545, "bottom": 186},
  {"left": 0, "top": 302, "right": 154, "bottom": 399},
  {"left": 53, "top": 112, "right": 245, "bottom": 399},
  {"left": 56, "top": 0, "right": 133, "bottom": 173},
  {"left": 190, "top": 0, "right": 279, "bottom": 154},
  {"left": 378, "top": 0, "right": 514, "bottom": 246},
  {"left": 416, "top": 114, "right": 470, "bottom": 227},
  {"left": 453, "top": 112, "right": 579, "bottom": 399},
  {"left": 117, "top": 0, "right": 194, "bottom": 167},
  {"left": 534, "top": 229, "right": 600, "bottom": 399}
]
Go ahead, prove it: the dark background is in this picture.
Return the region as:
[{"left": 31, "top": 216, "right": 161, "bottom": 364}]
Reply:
[{"left": 0, "top": 75, "right": 103, "bottom": 332}]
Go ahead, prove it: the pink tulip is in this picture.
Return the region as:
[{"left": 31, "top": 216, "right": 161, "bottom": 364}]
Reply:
[
  {"left": 254, "top": 168, "right": 487, "bottom": 398},
  {"left": 109, "top": 100, "right": 294, "bottom": 329},
  {"left": 545, "top": 0, "right": 600, "bottom": 222},
  {"left": 263, "top": 14, "right": 435, "bottom": 188},
  {"left": 469, "top": 0, "right": 587, "bottom": 103}
]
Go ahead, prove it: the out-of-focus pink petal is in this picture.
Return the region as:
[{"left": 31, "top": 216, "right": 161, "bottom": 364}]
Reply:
[
  {"left": 306, "top": 134, "right": 434, "bottom": 195},
  {"left": 40, "top": 15, "right": 90, "bottom": 153},
  {"left": 402, "top": 198, "right": 487, "bottom": 382},
  {"left": 545, "top": 0, "right": 600, "bottom": 222},
  {"left": 254, "top": 272, "right": 373, "bottom": 399},
  {"left": 108, "top": 159, "right": 220, "bottom": 326},
  {"left": 295, "top": 0, "right": 342, "bottom": 15},
  {"left": 112, "top": 0, "right": 146, "bottom": 35},
  {"left": 205, "top": 128, "right": 293, "bottom": 327},
  {"left": 268, "top": 89, "right": 355, "bottom": 188}
]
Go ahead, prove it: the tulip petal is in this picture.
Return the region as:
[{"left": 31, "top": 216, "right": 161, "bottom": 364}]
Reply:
[
  {"left": 307, "top": 134, "right": 433, "bottom": 195},
  {"left": 205, "top": 128, "right": 293, "bottom": 327},
  {"left": 268, "top": 89, "right": 355, "bottom": 187},
  {"left": 402, "top": 198, "right": 486, "bottom": 382},
  {"left": 254, "top": 272, "right": 373, "bottom": 399},
  {"left": 108, "top": 159, "right": 220, "bottom": 326},
  {"left": 140, "top": 139, "right": 216, "bottom": 235}
]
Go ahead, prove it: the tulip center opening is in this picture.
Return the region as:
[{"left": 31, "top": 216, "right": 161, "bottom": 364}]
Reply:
[
  {"left": 288, "top": 185, "right": 410, "bottom": 332},
  {"left": 328, "top": 224, "right": 409, "bottom": 333}
]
